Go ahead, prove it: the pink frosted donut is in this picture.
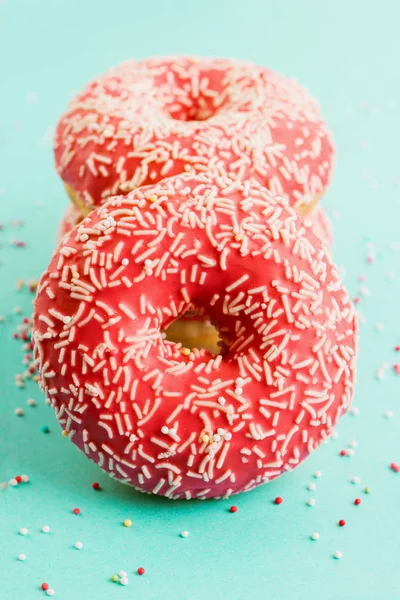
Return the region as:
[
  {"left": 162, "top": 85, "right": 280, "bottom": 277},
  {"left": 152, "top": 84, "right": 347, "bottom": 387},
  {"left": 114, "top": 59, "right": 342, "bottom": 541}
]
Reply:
[
  {"left": 34, "top": 173, "right": 356, "bottom": 500},
  {"left": 55, "top": 56, "right": 334, "bottom": 216}
]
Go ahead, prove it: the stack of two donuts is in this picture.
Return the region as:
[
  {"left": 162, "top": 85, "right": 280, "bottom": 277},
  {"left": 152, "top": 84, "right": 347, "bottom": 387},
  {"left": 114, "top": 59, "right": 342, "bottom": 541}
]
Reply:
[{"left": 33, "top": 57, "right": 356, "bottom": 500}]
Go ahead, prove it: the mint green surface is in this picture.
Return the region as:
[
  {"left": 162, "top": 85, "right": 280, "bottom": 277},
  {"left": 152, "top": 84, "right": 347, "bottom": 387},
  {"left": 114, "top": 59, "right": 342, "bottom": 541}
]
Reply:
[{"left": 1, "top": 1, "right": 399, "bottom": 598}]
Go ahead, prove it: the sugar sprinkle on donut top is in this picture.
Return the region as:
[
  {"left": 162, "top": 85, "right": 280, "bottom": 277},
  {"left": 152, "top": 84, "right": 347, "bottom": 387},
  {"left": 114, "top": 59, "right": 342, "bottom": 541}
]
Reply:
[
  {"left": 33, "top": 173, "right": 356, "bottom": 499},
  {"left": 55, "top": 56, "right": 334, "bottom": 213}
]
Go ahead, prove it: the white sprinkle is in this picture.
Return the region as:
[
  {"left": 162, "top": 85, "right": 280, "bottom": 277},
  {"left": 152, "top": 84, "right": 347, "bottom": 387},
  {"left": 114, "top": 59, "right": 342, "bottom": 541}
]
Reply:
[
  {"left": 351, "top": 476, "right": 360, "bottom": 484},
  {"left": 235, "top": 377, "right": 244, "bottom": 386},
  {"left": 180, "top": 530, "right": 189, "bottom": 537},
  {"left": 21, "top": 474, "right": 29, "bottom": 482},
  {"left": 118, "top": 570, "right": 127, "bottom": 578},
  {"left": 311, "top": 532, "right": 320, "bottom": 541},
  {"left": 384, "top": 410, "right": 393, "bottom": 419},
  {"left": 18, "top": 553, "right": 26, "bottom": 561},
  {"left": 46, "top": 589, "right": 55, "bottom": 596},
  {"left": 218, "top": 396, "right": 226, "bottom": 405},
  {"left": 224, "top": 432, "right": 232, "bottom": 441},
  {"left": 9, "top": 478, "right": 18, "bottom": 486},
  {"left": 161, "top": 426, "right": 169, "bottom": 434},
  {"left": 347, "top": 448, "right": 355, "bottom": 456},
  {"left": 349, "top": 440, "right": 358, "bottom": 448},
  {"left": 121, "top": 258, "right": 129, "bottom": 266},
  {"left": 331, "top": 431, "right": 339, "bottom": 439},
  {"left": 120, "top": 577, "right": 129, "bottom": 586},
  {"left": 74, "top": 541, "right": 83, "bottom": 549},
  {"left": 41, "top": 525, "right": 50, "bottom": 533},
  {"left": 19, "top": 528, "right": 28, "bottom": 536},
  {"left": 308, "top": 482, "right": 316, "bottom": 491},
  {"left": 333, "top": 550, "right": 342, "bottom": 560},
  {"left": 14, "top": 408, "right": 24, "bottom": 416},
  {"left": 314, "top": 470, "right": 322, "bottom": 478},
  {"left": 27, "top": 398, "right": 36, "bottom": 406},
  {"left": 376, "top": 322, "right": 384, "bottom": 332},
  {"left": 307, "top": 498, "right": 316, "bottom": 507},
  {"left": 350, "top": 407, "right": 360, "bottom": 416}
]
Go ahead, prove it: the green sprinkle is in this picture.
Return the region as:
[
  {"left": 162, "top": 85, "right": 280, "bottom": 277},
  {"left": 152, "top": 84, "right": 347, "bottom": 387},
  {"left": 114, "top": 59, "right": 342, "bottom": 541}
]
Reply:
[
  {"left": 41, "top": 425, "right": 50, "bottom": 434},
  {"left": 111, "top": 574, "right": 118, "bottom": 583}
]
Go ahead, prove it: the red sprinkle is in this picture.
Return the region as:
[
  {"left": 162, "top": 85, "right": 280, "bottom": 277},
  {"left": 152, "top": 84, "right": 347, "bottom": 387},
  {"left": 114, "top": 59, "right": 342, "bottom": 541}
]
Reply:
[
  {"left": 41, "top": 583, "right": 49, "bottom": 591},
  {"left": 13, "top": 333, "right": 19, "bottom": 339},
  {"left": 395, "top": 346, "right": 400, "bottom": 352},
  {"left": 15, "top": 476, "right": 22, "bottom": 484},
  {"left": 72, "top": 508, "right": 80, "bottom": 515},
  {"left": 393, "top": 365, "right": 400, "bottom": 375},
  {"left": 274, "top": 496, "right": 283, "bottom": 505},
  {"left": 354, "top": 498, "right": 361, "bottom": 505},
  {"left": 390, "top": 462, "right": 399, "bottom": 473},
  {"left": 340, "top": 450, "right": 347, "bottom": 457},
  {"left": 338, "top": 519, "right": 346, "bottom": 527},
  {"left": 92, "top": 482, "right": 101, "bottom": 490},
  {"left": 229, "top": 505, "right": 238, "bottom": 513},
  {"left": 353, "top": 297, "right": 360, "bottom": 304},
  {"left": 137, "top": 567, "right": 145, "bottom": 576}
]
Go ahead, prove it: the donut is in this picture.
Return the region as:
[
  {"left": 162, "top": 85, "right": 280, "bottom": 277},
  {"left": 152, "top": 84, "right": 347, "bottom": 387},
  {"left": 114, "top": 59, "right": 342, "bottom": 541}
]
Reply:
[
  {"left": 34, "top": 173, "right": 356, "bottom": 500},
  {"left": 54, "top": 56, "right": 334, "bottom": 217}
]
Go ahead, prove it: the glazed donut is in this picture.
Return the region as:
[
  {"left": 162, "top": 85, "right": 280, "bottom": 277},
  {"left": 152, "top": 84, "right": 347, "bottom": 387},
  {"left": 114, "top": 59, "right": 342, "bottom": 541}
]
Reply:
[
  {"left": 55, "top": 56, "right": 334, "bottom": 217},
  {"left": 34, "top": 173, "right": 356, "bottom": 499}
]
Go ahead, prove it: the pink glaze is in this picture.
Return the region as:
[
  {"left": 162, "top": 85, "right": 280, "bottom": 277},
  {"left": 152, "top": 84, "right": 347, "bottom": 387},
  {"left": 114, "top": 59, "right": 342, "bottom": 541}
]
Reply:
[
  {"left": 54, "top": 56, "right": 334, "bottom": 213},
  {"left": 34, "top": 173, "right": 356, "bottom": 499},
  {"left": 57, "top": 203, "right": 333, "bottom": 250}
]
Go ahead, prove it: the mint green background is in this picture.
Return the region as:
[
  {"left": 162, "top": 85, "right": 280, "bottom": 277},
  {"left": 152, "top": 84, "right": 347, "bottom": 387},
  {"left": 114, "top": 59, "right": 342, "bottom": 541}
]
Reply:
[{"left": 1, "top": 1, "right": 399, "bottom": 598}]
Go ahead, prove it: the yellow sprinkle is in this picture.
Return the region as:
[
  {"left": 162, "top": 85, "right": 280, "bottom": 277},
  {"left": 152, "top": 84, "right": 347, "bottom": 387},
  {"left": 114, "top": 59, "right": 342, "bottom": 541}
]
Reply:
[
  {"left": 111, "top": 574, "right": 119, "bottom": 582},
  {"left": 201, "top": 434, "right": 210, "bottom": 444},
  {"left": 61, "top": 430, "right": 69, "bottom": 438},
  {"left": 181, "top": 348, "right": 191, "bottom": 356},
  {"left": 148, "top": 194, "right": 158, "bottom": 203},
  {"left": 364, "top": 486, "right": 371, "bottom": 494},
  {"left": 123, "top": 519, "right": 132, "bottom": 528}
]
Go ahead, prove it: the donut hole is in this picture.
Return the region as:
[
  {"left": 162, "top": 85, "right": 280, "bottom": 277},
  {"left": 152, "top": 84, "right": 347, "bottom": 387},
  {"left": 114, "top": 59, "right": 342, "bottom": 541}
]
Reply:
[
  {"left": 166, "top": 70, "right": 229, "bottom": 122},
  {"left": 163, "top": 313, "right": 223, "bottom": 355},
  {"left": 168, "top": 102, "right": 215, "bottom": 122}
]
